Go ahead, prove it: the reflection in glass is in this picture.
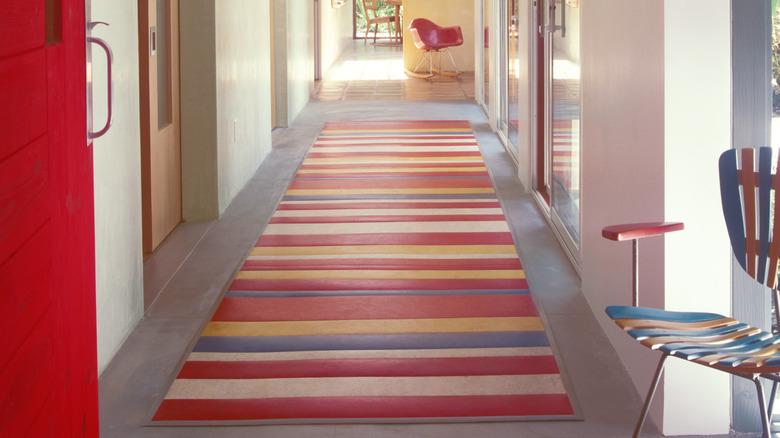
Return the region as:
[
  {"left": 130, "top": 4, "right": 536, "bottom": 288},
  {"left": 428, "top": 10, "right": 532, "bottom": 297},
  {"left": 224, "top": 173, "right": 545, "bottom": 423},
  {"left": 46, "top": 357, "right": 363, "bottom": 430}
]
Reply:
[
  {"left": 157, "top": 0, "right": 170, "bottom": 129},
  {"left": 483, "top": 0, "right": 491, "bottom": 109},
  {"left": 551, "top": 1, "right": 580, "bottom": 244},
  {"left": 508, "top": 0, "right": 520, "bottom": 151}
]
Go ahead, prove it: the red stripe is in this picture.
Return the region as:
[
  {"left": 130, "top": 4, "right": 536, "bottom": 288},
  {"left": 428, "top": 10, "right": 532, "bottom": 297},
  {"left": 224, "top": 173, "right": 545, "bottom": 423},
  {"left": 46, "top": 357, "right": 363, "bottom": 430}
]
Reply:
[
  {"left": 241, "top": 258, "right": 522, "bottom": 271},
  {"left": 211, "top": 294, "right": 537, "bottom": 321},
  {"left": 299, "top": 162, "right": 486, "bottom": 170},
  {"left": 313, "top": 142, "right": 477, "bottom": 147},
  {"left": 268, "top": 215, "right": 507, "bottom": 224},
  {"left": 296, "top": 172, "right": 490, "bottom": 178},
  {"left": 177, "top": 356, "right": 560, "bottom": 379},
  {"left": 228, "top": 278, "right": 530, "bottom": 291},
  {"left": 322, "top": 121, "right": 471, "bottom": 130},
  {"left": 306, "top": 151, "right": 482, "bottom": 159},
  {"left": 276, "top": 201, "right": 501, "bottom": 210},
  {"left": 255, "top": 232, "right": 516, "bottom": 247},
  {"left": 152, "top": 394, "right": 574, "bottom": 421},
  {"left": 288, "top": 178, "right": 493, "bottom": 190}
]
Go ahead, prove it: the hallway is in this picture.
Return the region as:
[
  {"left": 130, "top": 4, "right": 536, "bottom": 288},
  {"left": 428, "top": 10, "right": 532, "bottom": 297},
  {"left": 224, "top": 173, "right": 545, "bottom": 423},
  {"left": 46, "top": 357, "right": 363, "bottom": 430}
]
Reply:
[{"left": 99, "top": 44, "right": 688, "bottom": 437}]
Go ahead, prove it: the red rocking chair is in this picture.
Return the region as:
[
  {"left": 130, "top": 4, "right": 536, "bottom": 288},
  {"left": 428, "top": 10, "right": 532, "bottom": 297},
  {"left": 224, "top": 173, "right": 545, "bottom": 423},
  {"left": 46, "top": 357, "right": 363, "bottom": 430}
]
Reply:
[
  {"left": 406, "top": 18, "right": 463, "bottom": 78},
  {"left": 604, "top": 147, "right": 780, "bottom": 438}
]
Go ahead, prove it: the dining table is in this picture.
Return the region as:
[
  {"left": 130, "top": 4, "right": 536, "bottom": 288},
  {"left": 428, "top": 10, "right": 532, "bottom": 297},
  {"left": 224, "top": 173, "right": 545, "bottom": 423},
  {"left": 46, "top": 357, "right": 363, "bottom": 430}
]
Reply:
[{"left": 385, "top": 0, "right": 402, "bottom": 43}]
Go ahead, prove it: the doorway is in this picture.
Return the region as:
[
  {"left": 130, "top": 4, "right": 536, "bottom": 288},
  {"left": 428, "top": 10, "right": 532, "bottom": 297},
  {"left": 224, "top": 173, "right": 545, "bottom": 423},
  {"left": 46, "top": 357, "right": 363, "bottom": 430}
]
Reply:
[{"left": 139, "top": 0, "right": 182, "bottom": 256}]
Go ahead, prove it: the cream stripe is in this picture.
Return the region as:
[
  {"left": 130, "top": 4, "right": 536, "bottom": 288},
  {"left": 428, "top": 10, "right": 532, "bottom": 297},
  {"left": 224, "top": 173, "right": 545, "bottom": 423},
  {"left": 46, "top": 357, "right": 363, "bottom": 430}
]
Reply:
[
  {"left": 251, "top": 245, "right": 518, "bottom": 256},
  {"left": 186, "top": 347, "right": 555, "bottom": 362},
  {"left": 164, "top": 375, "right": 567, "bottom": 400},
  {"left": 203, "top": 317, "right": 542, "bottom": 337},
  {"left": 272, "top": 208, "right": 505, "bottom": 218},
  {"left": 234, "top": 269, "right": 524, "bottom": 280},
  {"left": 262, "top": 221, "right": 510, "bottom": 235}
]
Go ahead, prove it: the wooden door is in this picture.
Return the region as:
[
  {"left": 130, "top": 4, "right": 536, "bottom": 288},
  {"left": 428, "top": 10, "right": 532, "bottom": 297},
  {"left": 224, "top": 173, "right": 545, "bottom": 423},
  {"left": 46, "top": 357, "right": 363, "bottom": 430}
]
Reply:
[
  {"left": 139, "top": 0, "right": 182, "bottom": 254},
  {"left": 0, "top": 0, "right": 98, "bottom": 435}
]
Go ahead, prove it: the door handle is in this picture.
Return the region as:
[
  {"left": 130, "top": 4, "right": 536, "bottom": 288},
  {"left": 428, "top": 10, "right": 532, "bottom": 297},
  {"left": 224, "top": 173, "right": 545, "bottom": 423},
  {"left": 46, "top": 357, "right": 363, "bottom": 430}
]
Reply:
[{"left": 87, "top": 34, "right": 114, "bottom": 140}]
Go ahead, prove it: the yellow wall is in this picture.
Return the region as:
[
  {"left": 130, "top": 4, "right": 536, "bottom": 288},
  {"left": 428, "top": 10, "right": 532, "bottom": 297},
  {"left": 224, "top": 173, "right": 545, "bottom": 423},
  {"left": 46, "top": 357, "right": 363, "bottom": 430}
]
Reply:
[{"left": 402, "top": 0, "right": 475, "bottom": 72}]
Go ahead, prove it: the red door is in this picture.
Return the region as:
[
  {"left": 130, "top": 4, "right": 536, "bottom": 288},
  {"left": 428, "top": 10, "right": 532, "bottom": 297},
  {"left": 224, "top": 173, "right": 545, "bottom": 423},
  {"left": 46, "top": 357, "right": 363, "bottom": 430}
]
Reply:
[{"left": 0, "top": 1, "right": 98, "bottom": 436}]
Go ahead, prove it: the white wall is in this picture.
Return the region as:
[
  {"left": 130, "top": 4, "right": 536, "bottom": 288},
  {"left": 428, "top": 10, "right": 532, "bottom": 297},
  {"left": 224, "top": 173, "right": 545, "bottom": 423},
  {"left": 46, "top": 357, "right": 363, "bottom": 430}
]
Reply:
[
  {"left": 215, "top": 0, "right": 274, "bottom": 214},
  {"left": 90, "top": 0, "right": 144, "bottom": 375},
  {"left": 579, "top": 0, "right": 668, "bottom": 427},
  {"left": 662, "top": 1, "right": 732, "bottom": 434},
  {"left": 287, "top": 0, "right": 316, "bottom": 125},
  {"left": 320, "top": 0, "right": 353, "bottom": 77}
]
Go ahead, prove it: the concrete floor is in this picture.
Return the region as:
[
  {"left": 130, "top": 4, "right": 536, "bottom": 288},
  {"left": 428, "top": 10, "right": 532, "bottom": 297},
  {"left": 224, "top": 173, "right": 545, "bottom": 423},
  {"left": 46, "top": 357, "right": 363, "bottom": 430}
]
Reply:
[{"left": 98, "top": 44, "right": 741, "bottom": 438}]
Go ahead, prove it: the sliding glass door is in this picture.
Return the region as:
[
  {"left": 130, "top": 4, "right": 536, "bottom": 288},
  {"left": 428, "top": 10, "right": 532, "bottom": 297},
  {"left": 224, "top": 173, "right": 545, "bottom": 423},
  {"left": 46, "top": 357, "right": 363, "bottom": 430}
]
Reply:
[{"left": 543, "top": 0, "right": 581, "bottom": 261}]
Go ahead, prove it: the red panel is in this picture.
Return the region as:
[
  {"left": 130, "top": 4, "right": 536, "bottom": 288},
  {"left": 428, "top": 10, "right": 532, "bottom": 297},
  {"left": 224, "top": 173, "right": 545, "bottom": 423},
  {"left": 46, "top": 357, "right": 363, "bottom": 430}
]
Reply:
[
  {"left": 0, "top": 224, "right": 52, "bottom": 372},
  {"left": 0, "top": 50, "right": 47, "bottom": 162},
  {"left": 0, "top": 309, "right": 56, "bottom": 436},
  {"left": 0, "top": 0, "right": 45, "bottom": 57},
  {"left": 0, "top": 137, "right": 49, "bottom": 264}
]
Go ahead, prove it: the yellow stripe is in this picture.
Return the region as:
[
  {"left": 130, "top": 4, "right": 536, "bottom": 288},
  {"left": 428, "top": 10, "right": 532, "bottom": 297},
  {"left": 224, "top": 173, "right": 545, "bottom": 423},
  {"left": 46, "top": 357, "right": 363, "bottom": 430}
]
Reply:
[
  {"left": 297, "top": 167, "right": 487, "bottom": 174},
  {"left": 285, "top": 188, "right": 495, "bottom": 196},
  {"left": 234, "top": 269, "right": 525, "bottom": 280},
  {"left": 202, "top": 317, "right": 543, "bottom": 337},
  {"left": 251, "top": 244, "right": 519, "bottom": 256}
]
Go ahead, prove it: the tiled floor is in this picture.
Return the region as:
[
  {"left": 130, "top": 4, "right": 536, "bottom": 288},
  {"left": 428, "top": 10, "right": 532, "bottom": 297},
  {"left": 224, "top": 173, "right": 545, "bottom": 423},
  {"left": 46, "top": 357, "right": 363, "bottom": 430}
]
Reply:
[
  {"left": 98, "top": 42, "right": 737, "bottom": 438},
  {"left": 311, "top": 43, "right": 475, "bottom": 101}
]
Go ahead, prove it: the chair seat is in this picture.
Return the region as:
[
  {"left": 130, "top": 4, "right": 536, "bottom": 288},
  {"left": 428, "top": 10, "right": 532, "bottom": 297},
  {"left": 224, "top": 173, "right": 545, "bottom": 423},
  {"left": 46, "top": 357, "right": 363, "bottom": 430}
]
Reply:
[{"left": 607, "top": 305, "right": 780, "bottom": 374}]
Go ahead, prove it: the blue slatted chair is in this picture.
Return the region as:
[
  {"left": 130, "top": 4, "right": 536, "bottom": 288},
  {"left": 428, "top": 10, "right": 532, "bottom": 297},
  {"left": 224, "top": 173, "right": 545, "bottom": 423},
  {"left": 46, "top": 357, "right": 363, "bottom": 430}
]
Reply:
[{"left": 603, "top": 147, "right": 780, "bottom": 438}]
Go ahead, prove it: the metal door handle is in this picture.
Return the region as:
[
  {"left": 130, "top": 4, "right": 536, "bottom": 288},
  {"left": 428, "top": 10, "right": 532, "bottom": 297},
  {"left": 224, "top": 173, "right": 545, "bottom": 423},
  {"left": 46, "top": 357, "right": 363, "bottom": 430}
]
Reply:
[{"left": 87, "top": 35, "right": 114, "bottom": 140}]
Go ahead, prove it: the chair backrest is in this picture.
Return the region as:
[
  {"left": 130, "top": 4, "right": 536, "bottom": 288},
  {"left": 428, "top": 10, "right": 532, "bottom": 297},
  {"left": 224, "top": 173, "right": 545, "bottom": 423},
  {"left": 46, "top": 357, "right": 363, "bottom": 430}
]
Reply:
[
  {"left": 362, "top": 0, "right": 378, "bottom": 16},
  {"left": 719, "top": 147, "right": 780, "bottom": 290},
  {"left": 408, "top": 18, "right": 463, "bottom": 50}
]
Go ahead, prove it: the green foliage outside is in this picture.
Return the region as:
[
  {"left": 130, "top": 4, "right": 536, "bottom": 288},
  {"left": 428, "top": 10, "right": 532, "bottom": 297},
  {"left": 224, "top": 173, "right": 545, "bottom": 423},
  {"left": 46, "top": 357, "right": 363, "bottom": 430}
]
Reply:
[{"left": 355, "top": 0, "right": 397, "bottom": 36}]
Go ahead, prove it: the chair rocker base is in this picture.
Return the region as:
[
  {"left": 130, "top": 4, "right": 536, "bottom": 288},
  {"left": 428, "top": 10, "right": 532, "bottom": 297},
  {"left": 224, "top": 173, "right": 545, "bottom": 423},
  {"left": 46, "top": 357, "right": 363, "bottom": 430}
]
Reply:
[{"left": 409, "top": 48, "right": 461, "bottom": 79}]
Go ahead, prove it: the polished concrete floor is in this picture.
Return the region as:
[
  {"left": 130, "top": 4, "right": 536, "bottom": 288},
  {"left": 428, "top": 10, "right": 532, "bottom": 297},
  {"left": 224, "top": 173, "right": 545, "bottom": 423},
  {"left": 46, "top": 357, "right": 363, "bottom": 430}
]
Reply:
[{"left": 99, "top": 44, "right": 737, "bottom": 438}]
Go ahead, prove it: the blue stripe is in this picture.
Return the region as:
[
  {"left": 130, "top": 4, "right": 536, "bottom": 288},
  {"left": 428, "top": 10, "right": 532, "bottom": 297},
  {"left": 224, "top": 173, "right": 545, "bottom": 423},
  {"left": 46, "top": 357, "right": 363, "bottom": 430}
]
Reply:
[
  {"left": 719, "top": 149, "right": 747, "bottom": 271},
  {"left": 192, "top": 331, "right": 551, "bottom": 353},
  {"left": 758, "top": 147, "right": 772, "bottom": 284}
]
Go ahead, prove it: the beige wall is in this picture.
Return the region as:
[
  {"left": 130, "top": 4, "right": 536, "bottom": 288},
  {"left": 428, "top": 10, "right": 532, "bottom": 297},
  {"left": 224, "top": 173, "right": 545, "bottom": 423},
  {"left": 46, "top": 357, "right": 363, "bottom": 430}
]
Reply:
[
  {"left": 215, "top": 0, "right": 274, "bottom": 213},
  {"left": 91, "top": 0, "right": 144, "bottom": 375},
  {"left": 403, "top": 0, "right": 476, "bottom": 72},
  {"left": 181, "top": 0, "right": 274, "bottom": 219}
]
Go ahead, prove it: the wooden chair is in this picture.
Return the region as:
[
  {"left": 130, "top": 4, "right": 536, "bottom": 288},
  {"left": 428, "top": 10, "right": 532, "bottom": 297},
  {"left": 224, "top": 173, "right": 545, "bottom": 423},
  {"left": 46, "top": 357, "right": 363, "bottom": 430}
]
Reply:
[
  {"left": 361, "top": 0, "right": 396, "bottom": 45},
  {"left": 603, "top": 147, "right": 780, "bottom": 438},
  {"left": 406, "top": 18, "right": 463, "bottom": 78}
]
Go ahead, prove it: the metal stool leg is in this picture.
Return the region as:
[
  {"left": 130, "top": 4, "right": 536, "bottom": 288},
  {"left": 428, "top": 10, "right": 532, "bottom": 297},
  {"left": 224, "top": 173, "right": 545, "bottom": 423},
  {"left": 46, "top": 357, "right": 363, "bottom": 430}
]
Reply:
[
  {"left": 633, "top": 354, "right": 667, "bottom": 438},
  {"left": 754, "top": 377, "right": 771, "bottom": 438}
]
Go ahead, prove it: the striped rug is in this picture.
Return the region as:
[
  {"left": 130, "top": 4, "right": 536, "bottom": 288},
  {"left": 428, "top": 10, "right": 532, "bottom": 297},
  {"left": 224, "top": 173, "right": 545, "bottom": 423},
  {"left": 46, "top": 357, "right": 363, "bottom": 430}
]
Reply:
[{"left": 151, "top": 120, "right": 576, "bottom": 425}]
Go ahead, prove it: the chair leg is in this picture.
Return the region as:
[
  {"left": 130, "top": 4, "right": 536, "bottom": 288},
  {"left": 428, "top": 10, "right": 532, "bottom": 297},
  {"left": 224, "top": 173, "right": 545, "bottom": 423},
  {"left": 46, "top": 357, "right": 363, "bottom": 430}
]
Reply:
[
  {"left": 364, "top": 25, "right": 369, "bottom": 45},
  {"left": 753, "top": 377, "right": 771, "bottom": 438},
  {"left": 633, "top": 354, "right": 667, "bottom": 438},
  {"left": 768, "top": 379, "right": 778, "bottom": 426}
]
